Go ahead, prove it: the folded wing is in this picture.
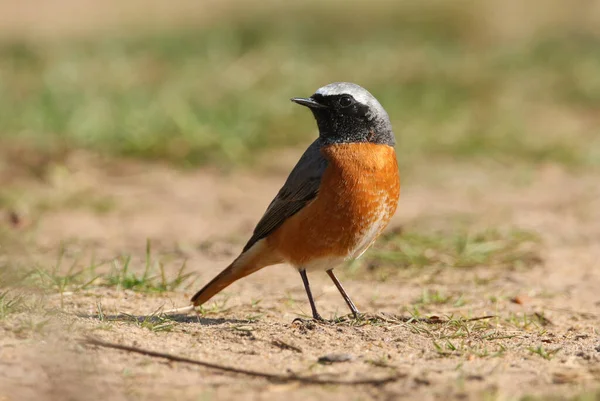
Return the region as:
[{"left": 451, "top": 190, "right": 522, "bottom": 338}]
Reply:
[{"left": 243, "top": 138, "right": 328, "bottom": 252}]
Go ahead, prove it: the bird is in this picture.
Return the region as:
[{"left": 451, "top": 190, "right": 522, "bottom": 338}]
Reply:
[{"left": 190, "top": 82, "right": 400, "bottom": 320}]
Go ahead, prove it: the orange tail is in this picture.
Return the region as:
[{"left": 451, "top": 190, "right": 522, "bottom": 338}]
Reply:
[{"left": 190, "top": 240, "right": 281, "bottom": 307}]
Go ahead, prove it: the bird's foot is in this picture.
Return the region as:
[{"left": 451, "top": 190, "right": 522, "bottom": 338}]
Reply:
[
  {"left": 292, "top": 314, "right": 327, "bottom": 327},
  {"left": 329, "top": 312, "right": 374, "bottom": 325}
]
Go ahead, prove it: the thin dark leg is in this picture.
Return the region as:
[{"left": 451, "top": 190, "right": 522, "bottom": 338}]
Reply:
[
  {"left": 299, "top": 269, "right": 323, "bottom": 321},
  {"left": 326, "top": 269, "right": 360, "bottom": 318}
]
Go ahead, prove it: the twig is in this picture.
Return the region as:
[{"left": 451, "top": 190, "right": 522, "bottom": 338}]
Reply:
[
  {"left": 49, "top": 292, "right": 74, "bottom": 298},
  {"left": 83, "top": 336, "right": 401, "bottom": 386},
  {"left": 463, "top": 315, "right": 496, "bottom": 322},
  {"left": 161, "top": 305, "right": 194, "bottom": 315},
  {"left": 271, "top": 339, "right": 303, "bottom": 353}
]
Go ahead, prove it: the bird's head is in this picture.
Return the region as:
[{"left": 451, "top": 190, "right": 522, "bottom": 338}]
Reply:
[{"left": 291, "top": 82, "right": 395, "bottom": 146}]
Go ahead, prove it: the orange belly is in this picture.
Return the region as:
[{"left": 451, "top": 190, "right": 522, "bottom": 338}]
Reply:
[{"left": 267, "top": 142, "right": 400, "bottom": 269}]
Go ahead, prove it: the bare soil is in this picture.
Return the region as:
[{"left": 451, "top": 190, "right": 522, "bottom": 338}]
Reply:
[
  {"left": 1, "top": 1, "right": 599, "bottom": 399},
  {"left": 1, "top": 151, "right": 599, "bottom": 401}
]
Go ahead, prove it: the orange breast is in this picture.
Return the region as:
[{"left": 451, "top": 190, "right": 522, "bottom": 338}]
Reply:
[{"left": 267, "top": 142, "right": 400, "bottom": 267}]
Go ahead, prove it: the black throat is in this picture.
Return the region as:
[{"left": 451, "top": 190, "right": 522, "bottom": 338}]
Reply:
[{"left": 311, "top": 108, "right": 395, "bottom": 147}]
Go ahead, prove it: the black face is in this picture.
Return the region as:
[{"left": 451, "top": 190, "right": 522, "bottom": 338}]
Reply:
[
  {"left": 310, "top": 93, "right": 371, "bottom": 120},
  {"left": 291, "top": 93, "right": 395, "bottom": 146}
]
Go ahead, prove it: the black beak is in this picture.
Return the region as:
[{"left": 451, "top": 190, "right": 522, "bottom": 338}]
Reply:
[{"left": 291, "top": 97, "right": 328, "bottom": 109}]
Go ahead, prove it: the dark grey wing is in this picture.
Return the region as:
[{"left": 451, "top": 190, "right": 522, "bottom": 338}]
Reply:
[{"left": 242, "top": 138, "right": 327, "bottom": 252}]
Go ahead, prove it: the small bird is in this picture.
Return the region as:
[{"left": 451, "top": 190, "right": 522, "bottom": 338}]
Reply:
[{"left": 191, "top": 82, "right": 400, "bottom": 320}]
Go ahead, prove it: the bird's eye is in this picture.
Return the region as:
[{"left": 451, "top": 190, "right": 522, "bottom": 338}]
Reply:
[{"left": 338, "top": 96, "right": 353, "bottom": 108}]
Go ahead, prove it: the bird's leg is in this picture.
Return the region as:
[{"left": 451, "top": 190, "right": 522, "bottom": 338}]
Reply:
[
  {"left": 326, "top": 269, "right": 360, "bottom": 318},
  {"left": 299, "top": 269, "right": 324, "bottom": 321}
]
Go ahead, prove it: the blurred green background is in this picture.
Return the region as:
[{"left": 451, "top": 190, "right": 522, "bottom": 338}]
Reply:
[{"left": 1, "top": 0, "right": 599, "bottom": 170}]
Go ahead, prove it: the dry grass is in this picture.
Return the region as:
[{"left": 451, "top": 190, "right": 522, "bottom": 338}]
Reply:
[{"left": 1, "top": 1, "right": 600, "bottom": 169}]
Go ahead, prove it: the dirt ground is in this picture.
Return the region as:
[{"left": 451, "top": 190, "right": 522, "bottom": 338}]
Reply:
[
  {"left": 1, "top": 151, "right": 599, "bottom": 401},
  {"left": 0, "top": 1, "right": 599, "bottom": 399}
]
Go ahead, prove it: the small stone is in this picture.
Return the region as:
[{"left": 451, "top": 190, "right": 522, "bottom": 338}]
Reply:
[
  {"left": 317, "top": 353, "right": 355, "bottom": 364},
  {"left": 511, "top": 295, "right": 531, "bottom": 305}
]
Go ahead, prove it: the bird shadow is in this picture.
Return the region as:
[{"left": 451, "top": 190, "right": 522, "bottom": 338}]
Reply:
[{"left": 78, "top": 313, "right": 251, "bottom": 326}]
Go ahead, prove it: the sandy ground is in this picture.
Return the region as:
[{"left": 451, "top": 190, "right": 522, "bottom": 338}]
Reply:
[
  {"left": 0, "top": 1, "right": 599, "bottom": 399},
  {"left": 0, "top": 151, "right": 599, "bottom": 401}
]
